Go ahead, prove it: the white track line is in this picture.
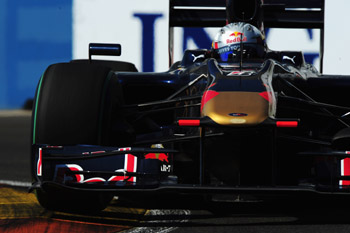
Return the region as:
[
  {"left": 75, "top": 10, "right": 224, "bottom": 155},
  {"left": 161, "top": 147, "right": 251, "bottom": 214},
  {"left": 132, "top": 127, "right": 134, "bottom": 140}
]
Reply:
[
  {"left": 123, "top": 209, "right": 191, "bottom": 233},
  {"left": 0, "top": 110, "right": 32, "bottom": 117},
  {"left": 0, "top": 180, "right": 32, "bottom": 188}
]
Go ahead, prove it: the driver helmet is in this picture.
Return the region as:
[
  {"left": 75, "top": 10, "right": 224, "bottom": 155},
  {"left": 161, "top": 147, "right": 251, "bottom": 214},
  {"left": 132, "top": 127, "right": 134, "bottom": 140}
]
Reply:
[{"left": 212, "top": 22, "right": 266, "bottom": 62}]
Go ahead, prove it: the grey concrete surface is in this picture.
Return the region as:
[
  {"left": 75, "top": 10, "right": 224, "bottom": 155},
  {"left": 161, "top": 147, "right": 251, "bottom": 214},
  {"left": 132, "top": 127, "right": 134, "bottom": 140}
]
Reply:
[{"left": 0, "top": 110, "right": 32, "bottom": 183}]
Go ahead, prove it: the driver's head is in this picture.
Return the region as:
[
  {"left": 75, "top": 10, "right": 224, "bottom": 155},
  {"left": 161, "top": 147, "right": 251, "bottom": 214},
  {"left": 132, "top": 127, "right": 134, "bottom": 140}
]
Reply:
[{"left": 212, "top": 22, "right": 266, "bottom": 62}]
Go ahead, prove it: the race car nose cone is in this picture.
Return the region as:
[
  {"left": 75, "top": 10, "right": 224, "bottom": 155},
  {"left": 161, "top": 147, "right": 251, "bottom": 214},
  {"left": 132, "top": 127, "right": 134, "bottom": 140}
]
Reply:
[{"left": 201, "top": 91, "right": 269, "bottom": 126}]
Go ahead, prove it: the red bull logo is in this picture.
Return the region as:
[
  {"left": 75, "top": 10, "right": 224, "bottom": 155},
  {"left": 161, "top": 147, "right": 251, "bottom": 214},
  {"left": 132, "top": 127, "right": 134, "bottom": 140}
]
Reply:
[
  {"left": 226, "top": 31, "right": 247, "bottom": 44},
  {"left": 145, "top": 153, "right": 169, "bottom": 163}
]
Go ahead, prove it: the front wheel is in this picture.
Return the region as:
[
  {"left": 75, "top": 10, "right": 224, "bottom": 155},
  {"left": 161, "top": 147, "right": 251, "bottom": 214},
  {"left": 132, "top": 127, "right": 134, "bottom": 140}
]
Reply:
[{"left": 31, "top": 62, "right": 133, "bottom": 212}]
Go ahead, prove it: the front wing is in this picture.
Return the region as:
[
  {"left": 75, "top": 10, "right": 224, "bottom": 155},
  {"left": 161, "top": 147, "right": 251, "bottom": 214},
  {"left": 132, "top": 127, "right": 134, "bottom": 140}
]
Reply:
[{"left": 30, "top": 144, "right": 350, "bottom": 197}]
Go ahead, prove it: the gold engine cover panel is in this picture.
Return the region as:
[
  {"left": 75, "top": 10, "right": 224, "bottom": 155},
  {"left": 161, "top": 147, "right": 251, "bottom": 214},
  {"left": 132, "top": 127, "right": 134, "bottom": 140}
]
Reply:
[{"left": 201, "top": 91, "right": 269, "bottom": 126}]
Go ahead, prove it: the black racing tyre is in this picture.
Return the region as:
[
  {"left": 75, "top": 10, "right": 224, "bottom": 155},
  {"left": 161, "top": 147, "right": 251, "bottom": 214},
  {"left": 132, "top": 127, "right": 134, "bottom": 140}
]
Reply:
[
  {"left": 32, "top": 62, "right": 135, "bottom": 212},
  {"left": 70, "top": 59, "right": 138, "bottom": 72},
  {"left": 32, "top": 62, "right": 133, "bottom": 146}
]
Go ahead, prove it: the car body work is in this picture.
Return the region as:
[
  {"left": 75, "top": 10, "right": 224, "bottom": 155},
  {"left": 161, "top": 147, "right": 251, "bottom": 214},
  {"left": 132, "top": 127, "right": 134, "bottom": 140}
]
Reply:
[{"left": 30, "top": 0, "right": 350, "bottom": 210}]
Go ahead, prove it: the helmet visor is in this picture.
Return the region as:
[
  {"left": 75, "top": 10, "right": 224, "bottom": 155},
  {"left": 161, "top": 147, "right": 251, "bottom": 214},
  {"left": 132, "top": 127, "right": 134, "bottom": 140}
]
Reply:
[{"left": 215, "top": 43, "right": 265, "bottom": 62}]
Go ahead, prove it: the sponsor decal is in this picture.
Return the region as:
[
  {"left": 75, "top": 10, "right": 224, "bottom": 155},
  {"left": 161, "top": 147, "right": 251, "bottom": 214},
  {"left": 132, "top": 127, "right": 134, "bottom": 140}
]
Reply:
[
  {"left": 108, "top": 148, "right": 137, "bottom": 182},
  {"left": 145, "top": 153, "right": 169, "bottom": 163},
  {"left": 148, "top": 144, "right": 171, "bottom": 172},
  {"left": 282, "top": 55, "right": 296, "bottom": 64},
  {"left": 64, "top": 164, "right": 84, "bottom": 183},
  {"left": 82, "top": 150, "right": 106, "bottom": 155},
  {"left": 161, "top": 164, "right": 171, "bottom": 172},
  {"left": 228, "top": 71, "right": 256, "bottom": 76},
  {"left": 226, "top": 31, "right": 247, "bottom": 44},
  {"left": 54, "top": 147, "right": 138, "bottom": 184},
  {"left": 54, "top": 164, "right": 84, "bottom": 183},
  {"left": 230, "top": 119, "right": 246, "bottom": 124},
  {"left": 84, "top": 177, "right": 106, "bottom": 183},
  {"left": 91, "top": 150, "right": 106, "bottom": 154},
  {"left": 119, "top": 147, "right": 131, "bottom": 151},
  {"left": 45, "top": 146, "right": 63, "bottom": 149},
  {"left": 191, "top": 54, "right": 205, "bottom": 62},
  {"left": 124, "top": 153, "right": 137, "bottom": 182},
  {"left": 230, "top": 31, "right": 243, "bottom": 37},
  {"left": 340, "top": 158, "right": 350, "bottom": 186},
  {"left": 37, "top": 148, "right": 42, "bottom": 176},
  {"left": 229, "top": 113, "right": 248, "bottom": 117}
]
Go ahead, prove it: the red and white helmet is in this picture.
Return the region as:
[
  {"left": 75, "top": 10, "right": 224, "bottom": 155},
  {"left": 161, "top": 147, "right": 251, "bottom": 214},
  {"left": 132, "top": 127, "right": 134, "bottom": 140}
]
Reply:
[{"left": 212, "top": 22, "right": 266, "bottom": 62}]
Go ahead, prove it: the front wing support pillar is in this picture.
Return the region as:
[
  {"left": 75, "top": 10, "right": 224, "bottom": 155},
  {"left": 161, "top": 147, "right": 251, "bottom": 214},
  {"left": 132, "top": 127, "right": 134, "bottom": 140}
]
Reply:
[{"left": 199, "top": 127, "right": 205, "bottom": 185}]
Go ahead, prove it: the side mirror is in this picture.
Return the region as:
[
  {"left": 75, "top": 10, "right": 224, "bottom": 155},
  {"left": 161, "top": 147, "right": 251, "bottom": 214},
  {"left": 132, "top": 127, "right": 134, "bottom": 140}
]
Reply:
[{"left": 89, "top": 43, "right": 121, "bottom": 62}]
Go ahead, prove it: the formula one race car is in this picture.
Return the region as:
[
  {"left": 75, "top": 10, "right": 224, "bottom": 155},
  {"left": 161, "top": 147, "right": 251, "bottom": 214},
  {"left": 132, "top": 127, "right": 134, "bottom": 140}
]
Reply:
[{"left": 30, "top": 0, "right": 350, "bottom": 212}]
